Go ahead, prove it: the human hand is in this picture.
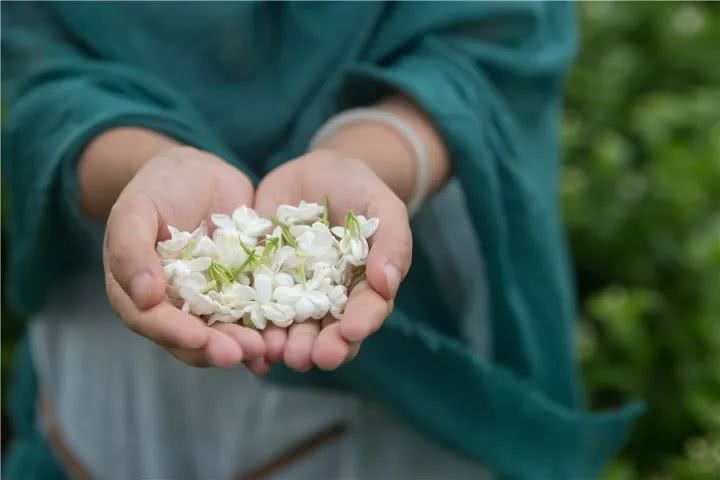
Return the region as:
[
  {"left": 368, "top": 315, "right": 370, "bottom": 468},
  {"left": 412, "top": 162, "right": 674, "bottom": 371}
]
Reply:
[
  {"left": 254, "top": 150, "right": 413, "bottom": 371},
  {"left": 103, "top": 147, "right": 268, "bottom": 371}
]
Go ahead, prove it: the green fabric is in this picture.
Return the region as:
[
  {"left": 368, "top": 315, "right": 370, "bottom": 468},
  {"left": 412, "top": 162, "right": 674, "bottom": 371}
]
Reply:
[{"left": 1, "top": 2, "right": 642, "bottom": 479}]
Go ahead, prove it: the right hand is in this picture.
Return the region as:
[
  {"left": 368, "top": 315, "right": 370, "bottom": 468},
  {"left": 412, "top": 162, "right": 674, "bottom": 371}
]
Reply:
[{"left": 102, "top": 146, "right": 269, "bottom": 371}]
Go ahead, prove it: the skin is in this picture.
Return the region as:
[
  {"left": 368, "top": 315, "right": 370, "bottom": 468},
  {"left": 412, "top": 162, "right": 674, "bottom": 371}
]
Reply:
[{"left": 80, "top": 95, "right": 449, "bottom": 373}]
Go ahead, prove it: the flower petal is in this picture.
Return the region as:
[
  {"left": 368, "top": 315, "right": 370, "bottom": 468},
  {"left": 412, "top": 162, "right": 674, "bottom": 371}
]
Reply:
[
  {"left": 294, "top": 297, "right": 315, "bottom": 322},
  {"left": 274, "top": 272, "right": 295, "bottom": 288},
  {"left": 358, "top": 216, "right": 380, "bottom": 238},
  {"left": 274, "top": 285, "right": 302, "bottom": 305},
  {"left": 262, "top": 303, "right": 294, "bottom": 327},
  {"left": 254, "top": 273, "right": 273, "bottom": 302},
  {"left": 242, "top": 218, "right": 273, "bottom": 238},
  {"left": 308, "top": 292, "right": 330, "bottom": 319},
  {"left": 187, "top": 257, "right": 212, "bottom": 272},
  {"left": 277, "top": 201, "right": 323, "bottom": 224},
  {"left": 223, "top": 283, "right": 256, "bottom": 303},
  {"left": 273, "top": 246, "right": 299, "bottom": 270},
  {"left": 192, "top": 236, "right": 218, "bottom": 258},
  {"left": 330, "top": 226, "right": 346, "bottom": 239},
  {"left": 214, "top": 229, "right": 248, "bottom": 268},
  {"left": 249, "top": 306, "right": 267, "bottom": 330},
  {"left": 211, "top": 214, "right": 236, "bottom": 231}
]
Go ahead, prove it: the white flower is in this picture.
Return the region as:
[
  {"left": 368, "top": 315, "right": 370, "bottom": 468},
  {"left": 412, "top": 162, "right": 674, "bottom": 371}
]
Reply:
[
  {"left": 191, "top": 235, "right": 218, "bottom": 258},
  {"left": 212, "top": 229, "right": 249, "bottom": 269},
  {"left": 274, "top": 269, "right": 332, "bottom": 322},
  {"left": 325, "top": 284, "right": 348, "bottom": 319},
  {"left": 186, "top": 289, "right": 250, "bottom": 326},
  {"left": 156, "top": 202, "right": 376, "bottom": 330},
  {"left": 218, "top": 282, "right": 256, "bottom": 307},
  {"left": 357, "top": 215, "right": 380, "bottom": 238},
  {"left": 185, "top": 291, "right": 229, "bottom": 318},
  {"left": 169, "top": 259, "right": 253, "bottom": 323},
  {"left": 203, "top": 283, "right": 255, "bottom": 325},
  {"left": 163, "top": 257, "right": 212, "bottom": 300},
  {"left": 170, "top": 272, "right": 209, "bottom": 306},
  {"left": 332, "top": 214, "right": 379, "bottom": 267},
  {"left": 163, "top": 257, "right": 212, "bottom": 282},
  {"left": 212, "top": 206, "right": 272, "bottom": 246},
  {"left": 331, "top": 214, "right": 378, "bottom": 238},
  {"left": 297, "top": 222, "right": 340, "bottom": 265},
  {"left": 157, "top": 223, "right": 207, "bottom": 260},
  {"left": 253, "top": 264, "right": 294, "bottom": 288},
  {"left": 271, "top": 245, "right": 300, "bottom": 271},
  {"left": 276, "top": 201, "right": 324, "bottom": 225},
  {"left": 240, "top": 267, "right": 295, "bottom": 329},
  {"left": 336, "top": 235, "right": 367, "bottom": 267}
]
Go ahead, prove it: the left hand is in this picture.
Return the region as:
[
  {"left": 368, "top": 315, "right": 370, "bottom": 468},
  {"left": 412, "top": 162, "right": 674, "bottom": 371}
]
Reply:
[{"left": 254, "top": 149, "right": 413, "bottom": 371}]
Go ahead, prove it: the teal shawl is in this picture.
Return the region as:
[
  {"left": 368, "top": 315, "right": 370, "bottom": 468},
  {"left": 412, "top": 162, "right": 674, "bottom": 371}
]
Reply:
[{"left": 1, "top": 2, "right": 641, "bottom": 479}]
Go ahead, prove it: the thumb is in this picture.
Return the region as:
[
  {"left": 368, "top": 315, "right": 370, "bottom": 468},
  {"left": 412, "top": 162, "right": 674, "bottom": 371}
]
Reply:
[
  {"left": 365, "top": 193, "right": 413, "bottom": 301},
  {"left": 105, "top": 192, "right": 166, "bottom": 310}
]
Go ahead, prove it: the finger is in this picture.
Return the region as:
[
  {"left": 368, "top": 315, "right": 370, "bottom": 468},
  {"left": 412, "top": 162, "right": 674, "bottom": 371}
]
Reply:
[
  {"left": 246, "top": 357, "right": 272, "bottom": 376},
  {"left": 322, "top": 317, "right": 360, "bottom": 363},
  {"left": 105, "top": 191, "right": 165, "bottom": 310},
  {"left": 338, "top": 280, "right": 392, "bottom": 343},
  {"left": 254, "top": 162, "right": 304, "bottom": 218},
  {"left": 210, "top": 167, "right": 256, "bottom": 215},
  {"left": 203, "top": 329, "right": 245, "bottom": 369},
  {"left": 312, "top": 322, "right": 351, "bottom": 371},
  {"left": 365, "top": 191, "right": 413, "bottom": 300},
  {"left": 106, "top": 272, "right": 209, "bottom": 350},
  {"left": 262, "top": 326, "right": 288, "bottom": 363},
  {"left": 168, "top": 348, "right": 211, "bottom": 368},
  {"left": 284, "top": 321, "right": 321, "bottom": 372},
  {"left": 346, "top": 342, "right": 361, "bottom": 362},
  {"left": 213, "top": 323, "right": 266, "bottom": 360}
]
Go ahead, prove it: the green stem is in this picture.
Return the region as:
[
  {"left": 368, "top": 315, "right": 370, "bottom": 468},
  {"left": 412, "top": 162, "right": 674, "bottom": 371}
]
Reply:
[
  {"left": 297, "top": 261, "right": 307, "bottom": 287},
  {"left": 321, "top": 196, "right": 330, "bottom": 226},
  {"left": 271, "top": 217, "right": 298, "bottom": 248},
  {"left": 261, "top": 237, "right": 279, "bottom": 265},
  {"left": 345, "top": 210, "right": 360, "bottom": 238},
  {"left": 209, "top": 260, "right": 234, "bottom": 288}
]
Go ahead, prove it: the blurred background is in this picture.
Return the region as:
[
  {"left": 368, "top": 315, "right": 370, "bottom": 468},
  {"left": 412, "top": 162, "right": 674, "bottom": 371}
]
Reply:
[
  {"left": 2, "top": 3, "right": 719, "bottom": 479},
  {"left": 564, "top": 3, "right": 720, "bottom": 479}
]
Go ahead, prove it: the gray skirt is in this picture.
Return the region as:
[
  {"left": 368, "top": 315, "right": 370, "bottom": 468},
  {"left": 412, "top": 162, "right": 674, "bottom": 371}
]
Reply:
[{"left": 31, "top": 180, "right": 493, "bottom": 480}]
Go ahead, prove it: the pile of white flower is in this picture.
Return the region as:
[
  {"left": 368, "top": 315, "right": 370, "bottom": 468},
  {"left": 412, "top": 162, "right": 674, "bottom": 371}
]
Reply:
[{"left": 156, "top": 200, "right": 379, "bottom": 329}]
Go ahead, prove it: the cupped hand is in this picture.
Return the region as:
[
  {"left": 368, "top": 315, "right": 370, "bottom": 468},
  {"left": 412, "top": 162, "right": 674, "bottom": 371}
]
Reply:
[
  {"left": 103, "top": 147, "right": 268, "bottom": 371},
  {"left": 254, "top": 150, "right": 413, "bottom": 372}
]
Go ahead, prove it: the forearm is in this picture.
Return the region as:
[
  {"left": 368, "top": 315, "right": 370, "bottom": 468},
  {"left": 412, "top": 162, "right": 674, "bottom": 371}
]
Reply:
[
  {"left": 78, "top": 127, "right": 181, "bottom": 219},
  {"left": 312, "top": 95, "right": 450, "bottom": 206}
]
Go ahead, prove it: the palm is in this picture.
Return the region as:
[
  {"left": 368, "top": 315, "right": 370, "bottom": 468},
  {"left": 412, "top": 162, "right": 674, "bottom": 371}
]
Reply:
[
  {"left": 254, "top": 151, "right": 412, "bottom": 372},
  {"left": 104, "top": 150, "right": 265, "bottom": 370},
  {"left": 145, "top": 156, "right": 254, "bottom": 234}
]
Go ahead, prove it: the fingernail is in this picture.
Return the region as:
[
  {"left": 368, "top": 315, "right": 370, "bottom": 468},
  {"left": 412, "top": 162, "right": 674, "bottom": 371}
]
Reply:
[
  {"left": 130, "top": 272, "right": 153, "bottom": 308},
  {"left": 384, "top": 264, "right": 401, "bottom": 298}
]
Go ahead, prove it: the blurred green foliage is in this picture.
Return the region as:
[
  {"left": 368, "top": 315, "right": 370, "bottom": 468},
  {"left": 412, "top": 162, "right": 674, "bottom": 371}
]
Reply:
[
  {"left": 564, "top": 3, "right": 720, "bottom": 479},
  {"left": 2, "top": 2, "right": 719, "bottom": 478}
]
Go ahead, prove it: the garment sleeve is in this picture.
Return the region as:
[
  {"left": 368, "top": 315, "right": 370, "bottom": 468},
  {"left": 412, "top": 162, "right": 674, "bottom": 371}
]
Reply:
[
  {"left": 337, "top": 0, "right": 578, "bottom": 391},
  {"left": 1, "top": 3, "right": 245, "bottom": 314},
  {"left": 338, "top": 1, "right": 577, "bottom": 174}
]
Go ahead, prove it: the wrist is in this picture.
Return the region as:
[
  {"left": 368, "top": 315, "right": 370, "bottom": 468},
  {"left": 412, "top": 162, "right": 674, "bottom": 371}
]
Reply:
[
  {"left": 310, "top": 96, "right": 449, "bottom": 216},
  {"left": 312, "top": 122, "right": 417, "bottom": 203},
  {"left": 78, "top": 128, "right": 182, "bottom": 219}
]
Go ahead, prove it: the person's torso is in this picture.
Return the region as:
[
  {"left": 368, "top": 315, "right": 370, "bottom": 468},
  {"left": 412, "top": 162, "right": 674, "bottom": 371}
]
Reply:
[{"left": 52, "top": 2, "right": 385, "bottom": 170}]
